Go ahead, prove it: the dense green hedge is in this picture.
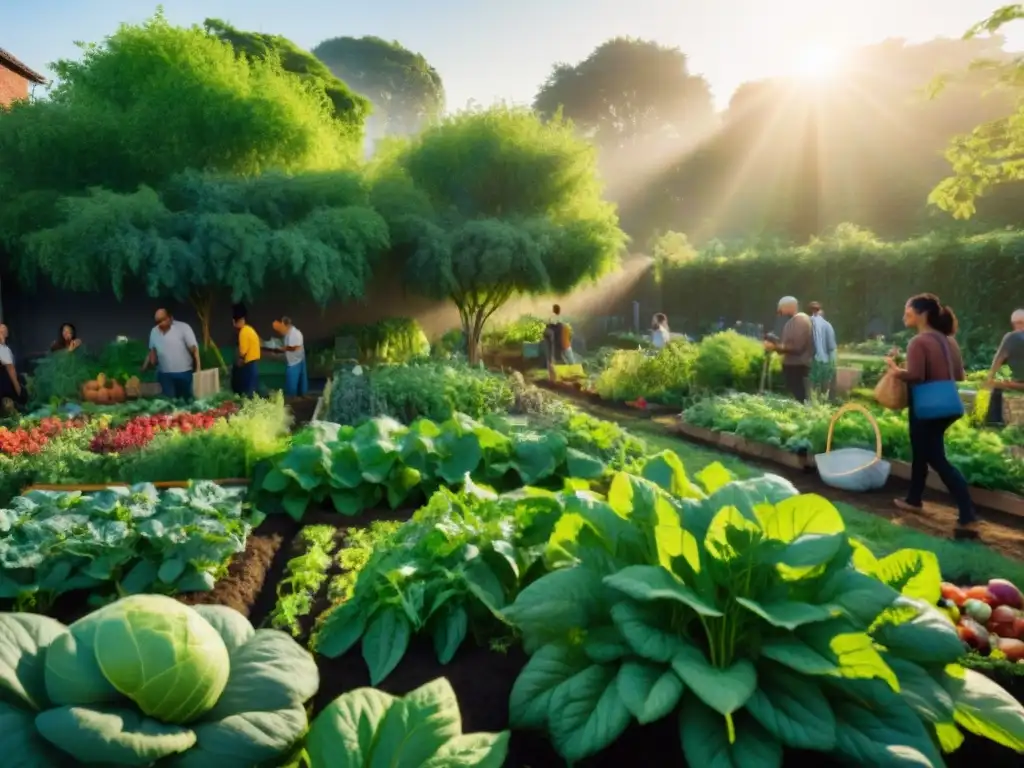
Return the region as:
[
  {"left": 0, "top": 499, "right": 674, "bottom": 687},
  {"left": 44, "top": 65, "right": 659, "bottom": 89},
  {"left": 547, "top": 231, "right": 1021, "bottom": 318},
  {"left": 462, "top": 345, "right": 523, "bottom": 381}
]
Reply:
[
  {"left": 334, "top": 318, "right": 429, "bottom": 363},
  {"left": 657, "top": 225, "right": 1024, "bottom": 363}
]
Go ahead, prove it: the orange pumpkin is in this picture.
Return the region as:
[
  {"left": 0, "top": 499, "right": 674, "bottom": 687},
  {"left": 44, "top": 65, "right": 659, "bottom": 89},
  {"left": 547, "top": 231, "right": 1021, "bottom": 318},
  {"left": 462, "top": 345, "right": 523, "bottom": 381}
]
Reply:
[{"left": 109, "top": 382, "right": 126, "bottom": 403}]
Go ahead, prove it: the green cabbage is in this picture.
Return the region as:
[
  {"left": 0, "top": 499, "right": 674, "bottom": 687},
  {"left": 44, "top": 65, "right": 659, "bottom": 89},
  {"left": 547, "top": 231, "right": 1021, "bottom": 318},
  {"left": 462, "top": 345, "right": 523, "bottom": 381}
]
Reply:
[{"left": 0, "top": 596, "right": 319, "bottom": 766}]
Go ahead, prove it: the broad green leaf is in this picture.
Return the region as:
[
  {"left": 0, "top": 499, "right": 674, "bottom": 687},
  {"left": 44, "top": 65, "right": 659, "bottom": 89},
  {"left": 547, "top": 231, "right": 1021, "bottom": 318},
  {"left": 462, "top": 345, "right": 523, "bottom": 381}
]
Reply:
[
  {"left": 745, "top": 663, "right": 836, "bottom": 750},
  {"left": 670, "top": 644, "right": 757, "bottom": 716},
  {"left": 331, "top": 486, "right": 382, "bottom": 517},
  {"left": 462, "top": 560, "right": 505, "bottom": 612},
  {"left": 760, "top": 636, "right": 838, "bottom": 676},
  {"left": 817, "top": 568, "right": 898, "bottom": 626},
  {"left": 872, "top": 550, "right": 942, "bottom": 605},
  {"left": 315, "top": 602, "right": 367, "bottom": 658},
  {"left": 695, "top": 462, "right": 733, "bottom": 495},
  {"left": 565, "top": 448, "right": 605, "bottom": 479},
  {"left": 0, "top": 700, "right": 64, "bottom": 767},
  {"left": 305, "top": 687, "right": 393, "bottom": 768},
  {"left": 640, "top": 451, "right": 706, "bottom": 500},
  {"left": 278, "top": 444, "right": 331, "bottom": 491},
  {"left": 548, "top": 663, "right": 631, "bottom": 762},
  {"left": 616, "top": 660, "right": 684, "bottom": 724},
  {"left": 799, "top": 622, "right": 899, "bottom": 690},
  {"left": 203, "top": 629, "right": 319, "bottom": 721},
  {"left": 436, "top": 433, "right": 483, "bottom": 485},
  {"left": 511, "top": 435, "right": 563, "bottom": 483},
  {"left": 942, "top": 666, "right": 1024, "bottom": 752},
  {"left": 419, "top": 732, "right": 510, "bottom": 768},
  {"left": 830, "top": 679, "right": 943, "bottom": 767},
  {"left": 167, "top": 706, "right": 309, "bottom": 768},
  {"left": 36, "top": 705, "right": 196, "bottom": 765},
  {"left": 611, "top": 600, "right": 686, "bottom": 663},
  {"left": 760, "top": 494, "right": 845, "bottom": 543},
  {"left": 432, "top": 604, "right": 468, "bottom": 665},
  {"left": 604, "top": 565, "right": 722, "bottom": 616},
  {"left": 885, "top": 657, "right": 954, "bottom": 725},
  {"left": 369, "top": 678, "right": 461, "bottom": 768},
  {"left": 0, "top": 613, "right": 67, "bottom": 711},
  {"left": 872, "top": 602, "right": 964, "bottom": 665},
  {"left": 850, "top": 539, "right": 880, "bottom": 572},
  {"left": 259, "top": 468, "right": 289, "bottom": 493},
  {"left": 583, "top": 625, "right": 630, "bottom": 663},
  {"left": 679, "top": 696, "right": 783, "bottom": 768},
  {"left": 44, "top": 610, "right": 121, "bottom": 707},
  {"left": 508, "top": 643, "right": 585, "bottom": 728},
  {"left": 189, "top": 605, "right": 255, "bottom": 654},
  {"left": 362, "top": 607, "right": 411, "bottom": 685},
  {"left": 281, "top": 492, "right": 310, "bottom": 522},
  {"left": 935, "top": 721, "right": 964, "bottom": 753},
  {"left": 704, "top": 505, "right": 761, "bottom": 562},
  {"left": 385, "top": 465, "right": 422, "bottom": 509},
  {"left": 503, "top": 566, "right": 606, "bottom": 641},
  {"left": 736, "top": 597, "right": 838, "bottom": 630},
  {"left": 329, "top": 445, "right": 363, "bottom": 489}
]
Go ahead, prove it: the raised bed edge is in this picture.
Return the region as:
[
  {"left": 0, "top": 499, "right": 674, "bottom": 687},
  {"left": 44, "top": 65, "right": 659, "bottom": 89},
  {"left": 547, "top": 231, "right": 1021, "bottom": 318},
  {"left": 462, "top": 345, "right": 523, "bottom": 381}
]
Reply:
[{"left": 311, "top": 376, "right": 333, "bottom": 423}]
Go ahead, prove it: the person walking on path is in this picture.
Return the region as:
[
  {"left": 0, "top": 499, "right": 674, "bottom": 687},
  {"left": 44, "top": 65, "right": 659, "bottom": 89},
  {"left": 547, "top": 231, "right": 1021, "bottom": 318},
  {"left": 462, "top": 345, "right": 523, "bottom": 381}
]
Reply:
[
  {"left": 142, "top": 309, "right": 200, "bottom": 400},
  {"left": 232, "top": 304, "right": 261, "bottom": 397},
  {"left": 651, "top": 313, "right": 670, "bottom": 350},
  {"left": 274, "top": 316, "right": 308, "bottom": 397},
  {"left": 808, "top": 301, "right": 837, "bottom": 400},
  {"left": 885, "top": 293, "right": 979, "bottom": 537},
  {"left": 764, "top": 296, "right": 813, "bottom": 403},
  {"left": 983, "top": 308, "right": 1024, "bottom": 424}
]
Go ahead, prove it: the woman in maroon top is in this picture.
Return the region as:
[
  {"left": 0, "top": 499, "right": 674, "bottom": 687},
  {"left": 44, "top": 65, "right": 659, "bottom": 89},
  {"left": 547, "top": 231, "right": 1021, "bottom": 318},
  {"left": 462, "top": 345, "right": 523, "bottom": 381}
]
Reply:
[{"left": 885, "top": 294, "right": 979, "bottom": 535}]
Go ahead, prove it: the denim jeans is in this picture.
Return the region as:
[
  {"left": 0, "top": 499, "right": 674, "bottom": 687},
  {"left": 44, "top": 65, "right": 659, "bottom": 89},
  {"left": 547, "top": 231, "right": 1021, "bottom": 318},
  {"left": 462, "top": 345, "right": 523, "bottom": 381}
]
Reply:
[
  {"left": 233, "top": 361, "right": 259, "bottom": 396},
  {"left": 158, "top": 371, "right": 193, "bottom": 400},
  {"left": 284, "top": 359, "right": 308, "bottom": 397}
]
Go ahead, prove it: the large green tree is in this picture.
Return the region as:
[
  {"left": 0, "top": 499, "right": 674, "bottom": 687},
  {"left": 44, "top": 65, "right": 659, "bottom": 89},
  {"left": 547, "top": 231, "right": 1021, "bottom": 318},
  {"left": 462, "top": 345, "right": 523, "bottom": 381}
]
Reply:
[
  {"left": 0, "top": 11, "right": 362, "bottom": 248},
  {"left": 371, "top": 107, "right": 626, "bottom": 362},
  {"left": 203, "top": 18, "right": 370, "bottom": 144},
  {"left": 930, "top": 4, "right": 1024, "bottom": 218},
  {"left": 312, "top": 36, "right": 445, "bottom": 138},
  {"left": 20, "top": 171, "right": 389, "bottom": 347}
]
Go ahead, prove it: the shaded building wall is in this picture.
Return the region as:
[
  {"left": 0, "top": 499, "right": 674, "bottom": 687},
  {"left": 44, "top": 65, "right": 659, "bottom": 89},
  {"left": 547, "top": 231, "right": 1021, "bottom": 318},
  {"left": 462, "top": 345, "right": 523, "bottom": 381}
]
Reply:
[
  {"left": 0, "top": 257, "right": 654, "bottom": 360},
  {"left": 0, "top": 66, "right": 29, "bottom": 108}
]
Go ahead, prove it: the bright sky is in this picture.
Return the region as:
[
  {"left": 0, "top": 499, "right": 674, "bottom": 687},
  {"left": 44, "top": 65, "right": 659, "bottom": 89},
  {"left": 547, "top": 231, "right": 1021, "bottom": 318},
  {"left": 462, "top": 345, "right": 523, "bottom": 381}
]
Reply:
[{"left": 3, "top": 0, "right": 1022, "bottom": 110}]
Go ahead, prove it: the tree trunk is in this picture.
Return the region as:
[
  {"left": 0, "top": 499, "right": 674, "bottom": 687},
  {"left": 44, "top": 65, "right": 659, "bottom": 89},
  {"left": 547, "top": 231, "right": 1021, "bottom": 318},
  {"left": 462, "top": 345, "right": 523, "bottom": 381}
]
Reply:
[{"left": 189, "top": 290, "right": 227, "bottom": 370}]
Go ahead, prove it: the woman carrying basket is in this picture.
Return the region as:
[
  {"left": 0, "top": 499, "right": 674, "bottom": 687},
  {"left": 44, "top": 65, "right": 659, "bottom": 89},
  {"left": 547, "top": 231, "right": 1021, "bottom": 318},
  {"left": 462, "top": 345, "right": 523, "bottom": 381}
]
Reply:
[{"left": 885, "top": 293, "right": 979, "bottom": 536}]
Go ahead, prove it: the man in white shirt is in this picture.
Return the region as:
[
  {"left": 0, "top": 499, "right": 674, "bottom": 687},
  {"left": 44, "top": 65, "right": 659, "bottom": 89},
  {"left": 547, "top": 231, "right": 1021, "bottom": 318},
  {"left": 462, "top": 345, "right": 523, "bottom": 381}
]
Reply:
[
  {"left": 142, "top": 308, "right": 201, "bottom": 400},
  {"left": 0, "top": 323, "right": 26, "bottom": 413},
  {"left": 278, "top": 316, "right": 307, "bottom": 397},
  {"left": 808, "top": 301, "right": 837, "bottom": 400}
]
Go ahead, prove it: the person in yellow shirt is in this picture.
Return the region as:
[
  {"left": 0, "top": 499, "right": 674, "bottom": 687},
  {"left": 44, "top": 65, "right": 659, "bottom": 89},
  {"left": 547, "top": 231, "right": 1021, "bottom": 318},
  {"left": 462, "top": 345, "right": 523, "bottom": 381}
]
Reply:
[{"left": 232, "top": 304, "right": 261, "bottom": 396}]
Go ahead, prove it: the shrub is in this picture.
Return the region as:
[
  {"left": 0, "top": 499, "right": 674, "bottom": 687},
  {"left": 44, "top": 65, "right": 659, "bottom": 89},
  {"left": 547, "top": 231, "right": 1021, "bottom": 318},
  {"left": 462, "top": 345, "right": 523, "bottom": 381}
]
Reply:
[
  {"left": 594, "top": 339, "right": 698, "bottom": 406},
  {"left": 692, "top": 331, "right": 773, "bottom": 392},
  {"left": 334, "top": 318, "right": 430, "bottom": 363},
  {"left": 484, "top": 314, "right": 549, "bottom": 347},
  {"left": 28, "top": 350, "right": 98, "bottom": 405}
]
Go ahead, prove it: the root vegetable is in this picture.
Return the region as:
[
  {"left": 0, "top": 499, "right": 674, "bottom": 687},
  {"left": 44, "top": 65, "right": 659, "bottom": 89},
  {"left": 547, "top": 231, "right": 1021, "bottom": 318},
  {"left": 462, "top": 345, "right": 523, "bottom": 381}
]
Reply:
[
  {"left": 987, "top": 579, "right": 1023, "bottom": 609},
  {"left": 957, "top": 617, "right": 991, "bottom": 653},
  {"left": 941, "top": 583, "right": 967, "bottom": 606},
  {"left": 997, "top": 637, "right": 1024, "bottom": 662},
  {"left": 963, "top": 598, "right": 993, "bottom": 623}
]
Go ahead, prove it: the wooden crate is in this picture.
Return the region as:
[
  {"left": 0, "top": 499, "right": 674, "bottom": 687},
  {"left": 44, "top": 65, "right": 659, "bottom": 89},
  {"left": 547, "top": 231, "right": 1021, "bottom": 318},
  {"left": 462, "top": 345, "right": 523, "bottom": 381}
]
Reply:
[
  {"left": 193, "top": 368, "right": 221, "bottom": 399},
  {"left": 139, "top": 382, "right": 162, "bottom": 398}
]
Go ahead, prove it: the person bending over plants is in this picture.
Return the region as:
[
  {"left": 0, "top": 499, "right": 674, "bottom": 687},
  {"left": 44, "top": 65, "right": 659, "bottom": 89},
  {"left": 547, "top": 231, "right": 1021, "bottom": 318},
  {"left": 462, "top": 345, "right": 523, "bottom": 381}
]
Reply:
[{"left": 886, "top": 293, "right": 980, "bottom": 537}]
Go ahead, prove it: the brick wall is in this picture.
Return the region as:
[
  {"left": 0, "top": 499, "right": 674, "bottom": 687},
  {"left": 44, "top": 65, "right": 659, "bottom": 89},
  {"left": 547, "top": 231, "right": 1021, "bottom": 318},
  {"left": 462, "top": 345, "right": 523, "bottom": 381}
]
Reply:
[{"left": 0, "top": 66, "right": 29, "bottom": 108}]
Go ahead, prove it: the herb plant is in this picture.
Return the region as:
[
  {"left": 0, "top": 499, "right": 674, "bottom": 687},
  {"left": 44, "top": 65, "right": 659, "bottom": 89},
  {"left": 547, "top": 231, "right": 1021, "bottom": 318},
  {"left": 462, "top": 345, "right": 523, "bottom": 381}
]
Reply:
[{"left": 270, "top": 525, "right": 337, "bottom": 637}]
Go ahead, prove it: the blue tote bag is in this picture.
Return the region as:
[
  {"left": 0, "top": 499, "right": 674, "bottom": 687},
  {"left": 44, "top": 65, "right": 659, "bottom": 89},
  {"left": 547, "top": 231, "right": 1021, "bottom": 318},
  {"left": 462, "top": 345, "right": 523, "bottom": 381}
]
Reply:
[{"left": 910, "top": 334, "right": 964, "bottom": 420}]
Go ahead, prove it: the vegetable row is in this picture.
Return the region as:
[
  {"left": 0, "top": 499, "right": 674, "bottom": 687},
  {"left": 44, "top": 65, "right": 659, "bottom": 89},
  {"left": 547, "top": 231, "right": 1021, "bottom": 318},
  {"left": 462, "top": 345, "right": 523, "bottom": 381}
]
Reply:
[
  {"left": 0, "top": 482, "right": 254, "bottom": 608},
  {"left": 255, "top": 413, "right": 607, "bottom": 521}
]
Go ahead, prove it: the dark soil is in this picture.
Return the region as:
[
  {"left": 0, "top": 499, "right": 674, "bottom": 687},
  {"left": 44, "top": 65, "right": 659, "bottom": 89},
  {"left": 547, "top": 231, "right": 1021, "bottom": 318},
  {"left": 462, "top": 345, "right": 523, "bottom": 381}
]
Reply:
[
  {"left": 178, "top": 513, "right": 292, "bottom": 618},
  {"left": 288, "top": 393, "right": 321, "bottom": 428}
]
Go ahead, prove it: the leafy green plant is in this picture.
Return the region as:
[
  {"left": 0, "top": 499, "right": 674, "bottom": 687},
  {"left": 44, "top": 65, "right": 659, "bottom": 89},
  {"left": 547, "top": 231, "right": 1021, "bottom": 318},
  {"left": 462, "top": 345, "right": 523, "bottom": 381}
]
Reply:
[
  {"left": 483, "top": 314, "right": 548, "bottom": 347},
  {"left": 255, "top": 412, "right": 606, "bottom": 521},
  {"left": 369, "top": 361, "right": 515, "bottom": 423},
  {"left": 313, "top": 482, "right": 551, "bottom": 683},
  {"left": 0, "top": 482, "right": 254, "bottom": 608},
  {"left": 335, "top": 317, "right": 431, "bottom": 363},
  {"left": 692, "top": 330, "right": 772, "bottom": 392},
  {"left": 0, "top": 595, "right": 318, "bottom": 766},
  {"left": 595, "top": 339, "right": 699, "bottom": 406},
  {"left": 97, "top": 338, "right": 158, "bottom": 382},
  {"left": 28, "top": 350, "right": 98, "bottom": 405},
  {"left": 269, "top": 525, "right": 337, "bottom": 636},
  {"left": 502, "top": 458, "right": 1024, "bottom": 763},
  {"left": 304, "top": 677, "right": 509, "bottom": 768}
]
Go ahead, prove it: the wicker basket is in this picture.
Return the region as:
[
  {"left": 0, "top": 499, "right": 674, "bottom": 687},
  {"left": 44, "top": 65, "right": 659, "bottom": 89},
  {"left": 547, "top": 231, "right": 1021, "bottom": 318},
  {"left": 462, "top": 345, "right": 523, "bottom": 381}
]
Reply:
[{"left": 814, "top": 403, "right": 891, "bottom": 492}]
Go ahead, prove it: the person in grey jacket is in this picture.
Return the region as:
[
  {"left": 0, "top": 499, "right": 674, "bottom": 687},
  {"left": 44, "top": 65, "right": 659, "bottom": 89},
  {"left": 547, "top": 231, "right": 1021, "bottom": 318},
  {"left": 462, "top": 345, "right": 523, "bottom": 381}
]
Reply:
[{"left": 809, "top": 301, "right": 837, "bottom": 399}]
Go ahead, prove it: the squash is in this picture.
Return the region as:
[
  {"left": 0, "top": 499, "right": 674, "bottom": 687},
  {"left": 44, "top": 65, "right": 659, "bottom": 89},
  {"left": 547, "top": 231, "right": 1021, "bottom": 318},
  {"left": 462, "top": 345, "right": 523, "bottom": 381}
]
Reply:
[
  {"left": 93, "top": 387, "right": 111, "bottom": 405},
  {"left": 124, "top": 376, "right": 142, "bottom": 399},
  {"left": 109, "top": 381, "right": 126, "bottom": 404}
]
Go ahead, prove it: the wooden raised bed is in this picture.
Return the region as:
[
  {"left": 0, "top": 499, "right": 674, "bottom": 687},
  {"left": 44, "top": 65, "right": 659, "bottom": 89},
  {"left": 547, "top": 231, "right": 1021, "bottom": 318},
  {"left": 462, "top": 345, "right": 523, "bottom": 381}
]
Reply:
[
  {"left": 23, "top": 479, "right": 250, "bottom": 493},
  {"left": 675, "top": 418, "right": 1024, "bottom": 519},
  {"left": 311, "top": 376, "right": 332, "bottom": 422}
]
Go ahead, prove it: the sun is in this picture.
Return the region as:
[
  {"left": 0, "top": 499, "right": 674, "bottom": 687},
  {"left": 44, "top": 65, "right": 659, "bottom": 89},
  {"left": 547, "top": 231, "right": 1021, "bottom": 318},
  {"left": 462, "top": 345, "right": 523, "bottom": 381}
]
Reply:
[{"left": 793, "top": 44, "right": 841, "bottom": 81}]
